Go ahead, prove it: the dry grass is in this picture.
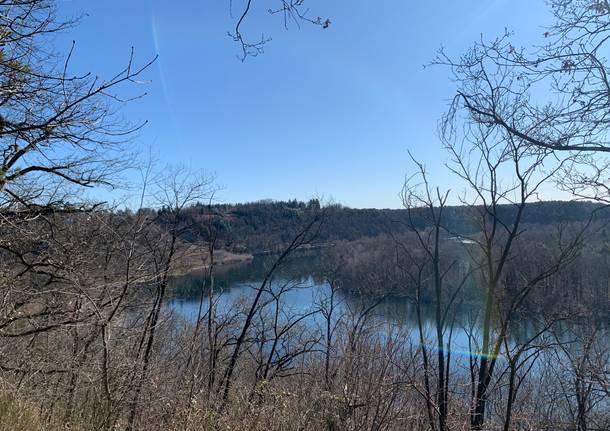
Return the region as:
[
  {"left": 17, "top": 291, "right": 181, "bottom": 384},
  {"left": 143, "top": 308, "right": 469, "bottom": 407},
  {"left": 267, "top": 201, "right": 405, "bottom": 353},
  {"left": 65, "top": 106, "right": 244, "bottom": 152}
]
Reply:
[{"left": 0, "top": 392, "right": 43, "bottom": 431}]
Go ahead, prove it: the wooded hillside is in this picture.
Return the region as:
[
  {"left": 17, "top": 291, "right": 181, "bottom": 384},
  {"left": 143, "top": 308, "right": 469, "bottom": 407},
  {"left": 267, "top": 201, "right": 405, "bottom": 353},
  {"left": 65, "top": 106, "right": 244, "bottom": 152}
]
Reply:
[{"left": 173, "top": 199, "right": 609, "bottom": 253}]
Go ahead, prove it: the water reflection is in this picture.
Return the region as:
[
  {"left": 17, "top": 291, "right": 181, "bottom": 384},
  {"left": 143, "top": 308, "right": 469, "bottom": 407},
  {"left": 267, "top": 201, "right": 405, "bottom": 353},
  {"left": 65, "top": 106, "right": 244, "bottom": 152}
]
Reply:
[{"left": 167, "top": 253, "right": 609, "bottom": 360}]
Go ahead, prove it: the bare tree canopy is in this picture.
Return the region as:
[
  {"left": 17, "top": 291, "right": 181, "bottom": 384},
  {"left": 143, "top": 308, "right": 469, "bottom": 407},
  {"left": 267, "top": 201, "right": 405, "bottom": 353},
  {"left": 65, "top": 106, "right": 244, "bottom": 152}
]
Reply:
[
  {"left": 0, "top": 0, "right": 155, "bottom": 211},
  {"left": 438, "top": 0, "right": 610, "bottom": 153},
  {"left": 228, "top": 0, "right": 330, "bottom": 60}
]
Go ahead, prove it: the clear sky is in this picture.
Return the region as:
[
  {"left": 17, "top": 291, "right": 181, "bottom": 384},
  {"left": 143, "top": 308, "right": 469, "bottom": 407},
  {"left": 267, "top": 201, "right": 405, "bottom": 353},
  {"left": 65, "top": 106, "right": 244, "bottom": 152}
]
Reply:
[{"left": 57, "top": 0, "right": 552, "bottom": 208}]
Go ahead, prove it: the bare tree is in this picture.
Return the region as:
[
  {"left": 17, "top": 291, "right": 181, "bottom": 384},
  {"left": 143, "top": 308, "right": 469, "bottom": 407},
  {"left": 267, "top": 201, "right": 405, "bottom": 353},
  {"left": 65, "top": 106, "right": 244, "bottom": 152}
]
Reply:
[
  {"left": 318, "top": 259, "right": 345, "bottom": 392},
  {"left": 438, "top": 1, "right": 610, "bottom": 154},
  {"left": 227, "top": 0, "right": 330, "bottom": 60},
  {"left": 219, "top": 208, "right": 323, "bottom": 402},
  {"left": 125, "top": 167, "right": 215, "bottom": 431},
  {"left": 0, "top": 2, "right": 154, "bottom": 211},
  {"left": 441, "top": 122, "right": 590, "bottom": 429},
  {"left": 0, "top": 0, "right": 155, "bottom": 369}
]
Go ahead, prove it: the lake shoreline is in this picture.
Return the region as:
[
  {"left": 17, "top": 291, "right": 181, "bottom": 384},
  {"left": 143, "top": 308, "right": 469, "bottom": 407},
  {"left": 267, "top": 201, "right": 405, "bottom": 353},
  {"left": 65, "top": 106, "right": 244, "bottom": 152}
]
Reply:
[{"left": 170, "top": 246, "right": 253, "bottom": 278}]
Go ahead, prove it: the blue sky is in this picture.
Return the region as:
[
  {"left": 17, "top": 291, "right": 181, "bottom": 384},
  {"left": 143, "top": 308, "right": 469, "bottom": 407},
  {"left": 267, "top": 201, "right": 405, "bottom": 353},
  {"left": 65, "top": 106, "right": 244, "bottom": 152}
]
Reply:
[{"left": 57, "top": 1, "right": 551, "bottom": 208}]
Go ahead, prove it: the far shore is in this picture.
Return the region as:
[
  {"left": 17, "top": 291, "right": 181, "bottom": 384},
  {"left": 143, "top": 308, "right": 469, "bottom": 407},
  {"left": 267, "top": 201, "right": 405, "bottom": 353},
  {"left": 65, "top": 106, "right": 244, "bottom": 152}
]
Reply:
[{"left": 171, "top": 246, "right": 253, "bottom": 277}]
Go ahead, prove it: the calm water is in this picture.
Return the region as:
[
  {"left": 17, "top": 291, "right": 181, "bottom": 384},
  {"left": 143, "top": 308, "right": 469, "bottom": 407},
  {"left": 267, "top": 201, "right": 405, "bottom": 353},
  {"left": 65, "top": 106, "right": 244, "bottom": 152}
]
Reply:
[{"left": 166, "top": 253, "right": 599, "bottom": 360}]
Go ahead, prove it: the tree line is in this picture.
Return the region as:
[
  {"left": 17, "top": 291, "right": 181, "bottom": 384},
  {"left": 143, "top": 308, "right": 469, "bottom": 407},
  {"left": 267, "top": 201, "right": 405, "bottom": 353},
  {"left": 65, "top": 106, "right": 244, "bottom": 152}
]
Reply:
[{"left": 169, "top": 199, "right": 610, "bottom": 254}]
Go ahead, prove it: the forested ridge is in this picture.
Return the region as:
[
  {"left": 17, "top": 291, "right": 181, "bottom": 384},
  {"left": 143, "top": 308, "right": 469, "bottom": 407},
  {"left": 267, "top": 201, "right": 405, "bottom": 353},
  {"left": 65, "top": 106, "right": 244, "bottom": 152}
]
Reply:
[{"left": 174, "top": 199, "right": 609, "bottom": 253}]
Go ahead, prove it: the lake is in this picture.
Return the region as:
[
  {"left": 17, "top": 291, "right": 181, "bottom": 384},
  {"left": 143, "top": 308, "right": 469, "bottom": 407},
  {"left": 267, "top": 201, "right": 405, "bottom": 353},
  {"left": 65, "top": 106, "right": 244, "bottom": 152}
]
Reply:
[{"left": 166, "top": 253, "right": 601, "bottom": 362}]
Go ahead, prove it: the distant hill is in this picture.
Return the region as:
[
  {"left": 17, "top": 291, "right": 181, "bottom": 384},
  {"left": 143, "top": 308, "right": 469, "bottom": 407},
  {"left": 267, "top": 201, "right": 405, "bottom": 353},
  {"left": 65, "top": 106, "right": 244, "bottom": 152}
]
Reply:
[{"left": 175, "top": 199, "right": 609, "bottom": 254}]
